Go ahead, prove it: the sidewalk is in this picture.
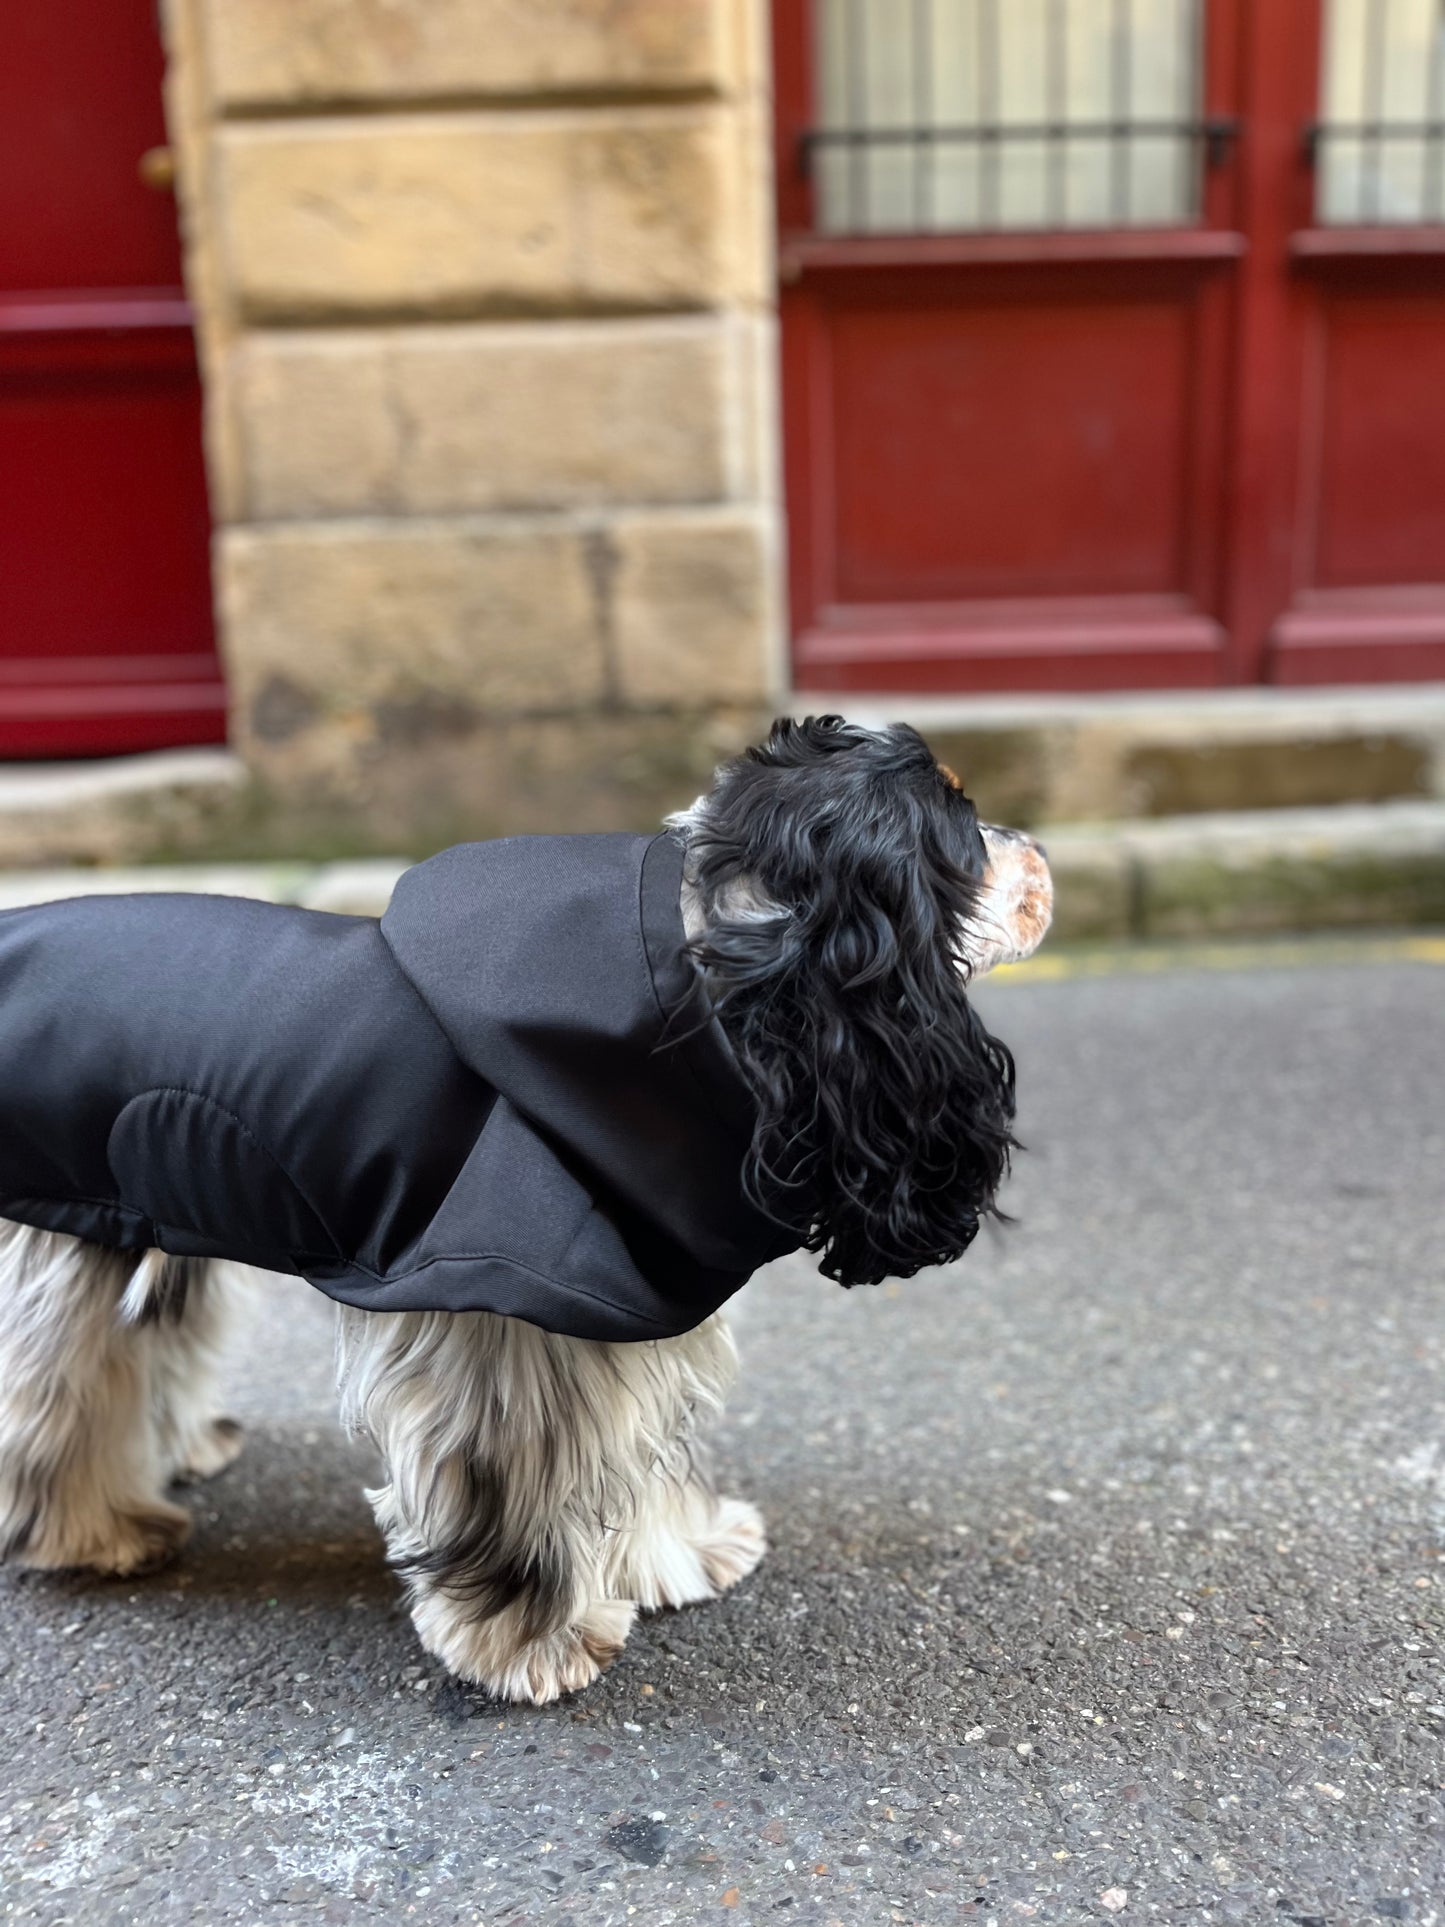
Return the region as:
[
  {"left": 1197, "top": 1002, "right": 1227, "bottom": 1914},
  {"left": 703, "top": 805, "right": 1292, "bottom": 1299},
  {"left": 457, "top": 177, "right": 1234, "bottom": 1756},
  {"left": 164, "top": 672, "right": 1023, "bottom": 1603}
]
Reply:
[
  {"left": 0, "top": 859, "right": 410, "bottom": 918},
  {"left": 2, "top": 798, "right": 1442, "bottom": 942}
]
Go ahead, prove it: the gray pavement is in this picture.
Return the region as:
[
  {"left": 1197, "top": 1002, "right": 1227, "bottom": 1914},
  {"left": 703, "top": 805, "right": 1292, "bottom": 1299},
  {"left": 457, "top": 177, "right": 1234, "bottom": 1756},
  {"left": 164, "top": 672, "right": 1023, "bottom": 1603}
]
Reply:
[{"left": 1, "top": 938, "right": 1442, "bottom": 1925}]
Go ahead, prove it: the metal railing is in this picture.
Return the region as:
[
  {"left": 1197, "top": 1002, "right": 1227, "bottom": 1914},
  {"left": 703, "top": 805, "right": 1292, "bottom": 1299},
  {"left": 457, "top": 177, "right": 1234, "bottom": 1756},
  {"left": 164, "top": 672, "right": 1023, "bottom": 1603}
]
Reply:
[
  {"left": 1315, "top": 0, "right": 1445, "bottom": 223},
  {"left": 809, "top": 0, "right": 1205, "bottom": 235}
]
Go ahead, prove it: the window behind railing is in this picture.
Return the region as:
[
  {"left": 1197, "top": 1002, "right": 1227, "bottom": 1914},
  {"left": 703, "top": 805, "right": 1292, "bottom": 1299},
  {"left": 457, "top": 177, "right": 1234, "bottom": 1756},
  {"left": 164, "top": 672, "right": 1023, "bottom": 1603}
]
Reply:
[
  {"left": 1317, "top": 0, "right": 1445, "bottom": 224},
  {"left": 812, "top": 0, "right": 1204, "bottom": 235}
]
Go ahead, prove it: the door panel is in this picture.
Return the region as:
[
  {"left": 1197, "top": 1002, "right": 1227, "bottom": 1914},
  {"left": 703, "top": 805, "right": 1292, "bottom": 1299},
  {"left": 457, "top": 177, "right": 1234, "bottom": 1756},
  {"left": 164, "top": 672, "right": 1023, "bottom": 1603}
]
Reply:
[
  {"left": 1266, "top": 0, "right": 1445, "bottom": 684},
  {"left": 778, "top": 0, "right": 1238, "bottom": 693},
  {"left": 829, "top": 292, "right": 1194, "bottom": 600},
  {"left": 780, "top": 0, "right": 1445, "bottom": 694},
  {"left": 0, "top": 9, "right": 190, "bottom": 289},
  {"left": 1312, "top": 294, "right": 1445, "bottom": 587},
  {"left": 0, "top": 2, "right": 225, "bottom": 757}
]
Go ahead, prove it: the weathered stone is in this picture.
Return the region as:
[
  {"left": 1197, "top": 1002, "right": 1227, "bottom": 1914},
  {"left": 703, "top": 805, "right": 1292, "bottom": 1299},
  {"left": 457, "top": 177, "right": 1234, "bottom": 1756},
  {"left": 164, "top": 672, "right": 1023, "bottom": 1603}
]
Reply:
[
  {"left": 919, "top": 727, "right": 1055, "bottom": 831},
  {"left": 232, "top": 320, "right": 735, "bottom": 519},
  {"left": 240, "top": 708, "right": 765, "bottom": 853},
  {"left": 1039, "top": 835, "right": 1136, "bottom": 944},
  {"left": 0, "top": 751, "right": 248, "bottom": 870},
  {"left": 1124, "top": 735, "right": 1431, "bottom": 817},
  {"left": 219, "top": 520, "right": 608, "bottom": 743},
  {"left": 610, "top": 512, "right": 775, "bottom": 705},
  {"left": 217, "top": 112, "right": 731, "bottom": 321},
  {"left": 162, "top": 0, "right": 246, "bottom": 521},
  {"left": 1133, "top": 804, "right": 1445, "bottom": 937},
  {"left": 0, "top": 863, "right": 309, "bottom": 912},
  {"left": 205, "top": 0, "right": 728, "bottom": 109},
  {"left": 230, "top": 338, "right": 396, "bottom": 520}
]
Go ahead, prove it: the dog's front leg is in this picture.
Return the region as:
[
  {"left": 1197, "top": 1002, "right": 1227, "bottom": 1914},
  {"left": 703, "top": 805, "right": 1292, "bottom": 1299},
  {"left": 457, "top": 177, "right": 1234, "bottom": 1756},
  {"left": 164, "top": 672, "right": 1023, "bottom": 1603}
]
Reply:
[
  {"left": 600, "top": 1316, "right": 767, "bottom": 1613},
  {"left": 336, "top": 1306, "right": 639, "bottom": 1703},
  {"left": 336, "top": 1306, "right": 765, "bottom": 1702}
]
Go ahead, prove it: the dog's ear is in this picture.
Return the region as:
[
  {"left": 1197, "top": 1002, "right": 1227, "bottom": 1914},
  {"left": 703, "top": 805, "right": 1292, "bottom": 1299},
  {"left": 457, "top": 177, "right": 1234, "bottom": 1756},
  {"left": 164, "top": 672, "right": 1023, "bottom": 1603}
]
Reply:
[{"left": 687, "top": 719, "right": 1019, "bottom": 1287}]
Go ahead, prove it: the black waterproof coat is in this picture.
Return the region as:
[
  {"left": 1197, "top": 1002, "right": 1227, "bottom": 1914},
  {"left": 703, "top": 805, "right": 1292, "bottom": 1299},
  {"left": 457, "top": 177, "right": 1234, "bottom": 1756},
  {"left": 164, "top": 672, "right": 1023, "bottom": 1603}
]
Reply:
[{"left": 0, "top": 832, "right": 793, "bottom": 1340}]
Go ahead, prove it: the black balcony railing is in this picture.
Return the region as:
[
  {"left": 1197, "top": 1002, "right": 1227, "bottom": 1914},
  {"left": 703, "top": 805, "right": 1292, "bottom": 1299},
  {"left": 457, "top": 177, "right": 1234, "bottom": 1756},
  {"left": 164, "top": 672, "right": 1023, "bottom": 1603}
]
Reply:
[{"left": 801, "top": 117, "right": 1238, "bottom": 229}]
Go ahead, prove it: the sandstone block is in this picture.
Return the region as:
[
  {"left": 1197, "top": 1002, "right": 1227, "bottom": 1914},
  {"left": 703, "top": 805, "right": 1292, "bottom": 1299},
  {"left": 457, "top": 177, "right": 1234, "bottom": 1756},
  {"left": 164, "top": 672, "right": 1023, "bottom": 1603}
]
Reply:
[
  {"left": 204, "top": 0, "right": 728, "bottom": 108},
  {"left": 230, "top": 336, "right": 397, "bottom": 519},
  {"left": 219, "top": 520, "right": 607, "bottom": 737},
  {"left": 922, "top": 726, "right": 1055, "bottom": 830},
  {"left": 232, "top": 320, "right": 735, "bottom": 518},
  {"left": 1138, "top": 828, "right": 1445, "bottom": 937},
  {"left": 1123, "top": 734, "right": 1431, "bottom": 817},
  {"left": 610, "top": 512, "right": 776, "bottom": 705},
  {"left": 217, "top": 112, "right": 731, "bottom": 320},
  {"left": 1038, "top": 836, "right": 1135, "bottom": 943}
]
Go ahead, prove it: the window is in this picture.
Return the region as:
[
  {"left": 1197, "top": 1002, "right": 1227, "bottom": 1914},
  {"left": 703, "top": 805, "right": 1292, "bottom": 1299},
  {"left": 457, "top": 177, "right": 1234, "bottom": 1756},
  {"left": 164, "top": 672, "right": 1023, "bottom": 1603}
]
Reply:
[
  {"left": 812, "top": 0, "right": 1204, "bottom": 234},
  {"left": 1317, "top": 0, "right": 1445, "bottom": 224}
]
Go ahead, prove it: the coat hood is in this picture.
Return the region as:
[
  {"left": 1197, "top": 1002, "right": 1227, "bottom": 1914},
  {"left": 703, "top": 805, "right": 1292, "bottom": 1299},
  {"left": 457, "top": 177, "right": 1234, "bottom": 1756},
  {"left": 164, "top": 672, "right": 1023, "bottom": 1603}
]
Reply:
[{"left": 374, "top": 831, "right": 795, "bottom": 1333}]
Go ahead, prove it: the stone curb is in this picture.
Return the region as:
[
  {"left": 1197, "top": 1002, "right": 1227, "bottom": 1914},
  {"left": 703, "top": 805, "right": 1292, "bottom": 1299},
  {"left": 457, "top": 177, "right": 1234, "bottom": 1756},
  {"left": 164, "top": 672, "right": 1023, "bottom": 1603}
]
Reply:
[
  {"left": 1043, "top": 799, "right": 1445, "bottom": 942},
  {"left": 0, "top": 859, "right": 411, "bottom": 919},
  {"left": 1, "top": 799, "right": 1442, "bottom": 940}
]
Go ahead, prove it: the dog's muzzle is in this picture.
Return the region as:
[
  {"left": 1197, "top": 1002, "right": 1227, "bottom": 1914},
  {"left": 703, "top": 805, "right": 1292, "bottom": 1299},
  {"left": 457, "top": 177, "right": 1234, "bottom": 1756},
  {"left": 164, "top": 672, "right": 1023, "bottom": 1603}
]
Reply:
[{"left": 964, "top": 825, "right": 1054, "bottom": 976}]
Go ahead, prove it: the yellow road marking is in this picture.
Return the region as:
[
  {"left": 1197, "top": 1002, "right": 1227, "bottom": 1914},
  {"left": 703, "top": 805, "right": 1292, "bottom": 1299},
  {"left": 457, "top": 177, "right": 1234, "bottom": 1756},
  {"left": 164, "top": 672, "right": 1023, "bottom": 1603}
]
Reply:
[{"left": 991, "top": 930, "right": 1445, "bottom": 986}]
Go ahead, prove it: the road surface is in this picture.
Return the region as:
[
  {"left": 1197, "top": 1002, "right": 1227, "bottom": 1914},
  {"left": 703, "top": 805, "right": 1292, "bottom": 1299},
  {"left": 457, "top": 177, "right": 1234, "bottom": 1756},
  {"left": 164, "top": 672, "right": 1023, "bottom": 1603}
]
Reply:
[{"left": 2, "top": 938, "right": 1442, "bottom": 1925}]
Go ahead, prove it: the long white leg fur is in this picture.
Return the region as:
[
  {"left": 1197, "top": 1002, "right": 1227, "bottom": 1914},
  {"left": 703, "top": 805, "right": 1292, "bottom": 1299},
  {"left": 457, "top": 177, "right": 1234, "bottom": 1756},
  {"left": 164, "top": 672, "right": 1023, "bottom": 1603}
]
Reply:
[
  {"left": 0, "top": 1220, "right": 241, "bottom": 1574},
  {"left": 336, "top": 1308, "right": 765, "bottom": 1703}
]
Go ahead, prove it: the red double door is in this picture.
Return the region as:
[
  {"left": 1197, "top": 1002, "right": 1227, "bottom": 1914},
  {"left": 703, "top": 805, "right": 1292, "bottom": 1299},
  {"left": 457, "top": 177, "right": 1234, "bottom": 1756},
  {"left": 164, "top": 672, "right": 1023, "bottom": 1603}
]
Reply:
[
  {"left": 0, "top": 3, "right": 224, "bottom": 757},
  {"left": 777, "top": 0, "right": 1445, "bottom": 693}
]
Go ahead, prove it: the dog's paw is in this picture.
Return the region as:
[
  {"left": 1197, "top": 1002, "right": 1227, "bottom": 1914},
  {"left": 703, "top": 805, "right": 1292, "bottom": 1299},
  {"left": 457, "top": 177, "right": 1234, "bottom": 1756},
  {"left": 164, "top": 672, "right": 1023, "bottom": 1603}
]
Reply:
[
  {"left": 698, "top": 1496, "right": 767, "bottom": 1595},
  {"left": 171, "top": 1416, "right": 245, "bottom": 1485},
  {"left": 21, "top": 1500, "right": 191, "bottom": 1577},
  {"left": 699, "top": 1495, "right": 767, "bottom": 1592},
  {"left": 624, "top": 1494, "right": 767, "bottom": 1611},
  {"left": 411, "top": 1591, "right": 636, "bottom": 1705}
]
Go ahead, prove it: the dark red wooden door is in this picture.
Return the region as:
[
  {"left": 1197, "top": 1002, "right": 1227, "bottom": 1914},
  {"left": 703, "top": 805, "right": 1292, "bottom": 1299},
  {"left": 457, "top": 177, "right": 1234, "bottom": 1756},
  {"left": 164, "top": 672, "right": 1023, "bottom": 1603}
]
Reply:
[
  {"left": 0, "top": 3, "right": 225, "bottom": 757},
  {"left": 1254, "top": 5, "right": 1445, "bottom": 683},
  {"left": 777, "top": 0, "right": 1445, "bottom": 694}
]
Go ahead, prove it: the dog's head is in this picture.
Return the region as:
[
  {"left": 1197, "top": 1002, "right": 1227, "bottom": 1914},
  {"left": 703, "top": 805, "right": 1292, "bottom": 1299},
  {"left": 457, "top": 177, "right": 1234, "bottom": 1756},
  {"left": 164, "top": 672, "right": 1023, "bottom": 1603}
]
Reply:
[{"left": 673, "top": 715, "right": 1052, "bottom": 1288}]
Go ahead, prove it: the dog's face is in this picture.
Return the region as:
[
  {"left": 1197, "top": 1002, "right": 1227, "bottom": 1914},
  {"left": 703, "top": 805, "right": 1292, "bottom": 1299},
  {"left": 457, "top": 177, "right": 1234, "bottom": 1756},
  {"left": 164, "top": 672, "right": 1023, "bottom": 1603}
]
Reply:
[
  {"left": 675, "top": 716, "right": 1052, "bottom": 1289},
  {"left": 675, "top": 722, "right": 1052, "bottom": 978},
  {"left": 967, "top": 823, "right": 1054, "bottom": 976}
]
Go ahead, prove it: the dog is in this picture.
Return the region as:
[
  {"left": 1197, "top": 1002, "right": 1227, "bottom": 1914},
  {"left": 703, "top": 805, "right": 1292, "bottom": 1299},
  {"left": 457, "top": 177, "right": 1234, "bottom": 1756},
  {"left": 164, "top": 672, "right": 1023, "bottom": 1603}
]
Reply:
[{"left": 0, "top": 716, "right": 1051, "bottom": 1703}]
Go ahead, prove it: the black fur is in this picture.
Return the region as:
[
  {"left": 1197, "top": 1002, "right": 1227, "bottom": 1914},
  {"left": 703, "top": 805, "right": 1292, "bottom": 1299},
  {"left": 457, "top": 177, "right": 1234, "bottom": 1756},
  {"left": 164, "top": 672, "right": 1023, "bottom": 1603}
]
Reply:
[
  {"left": 135, "top": 1254, "right": 206, "bottom": 1327},
  {"left": 685, "top": 716, "right": 1017, "bottom": 1288},
  {"left": 399, "top": 1453, "right": 571, "bottom": 1638}
]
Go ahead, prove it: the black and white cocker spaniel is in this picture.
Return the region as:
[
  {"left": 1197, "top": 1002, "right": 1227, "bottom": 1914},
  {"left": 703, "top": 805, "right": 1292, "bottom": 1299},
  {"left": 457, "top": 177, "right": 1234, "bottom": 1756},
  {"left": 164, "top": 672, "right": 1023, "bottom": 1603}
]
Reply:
[{"left": 0, "top": 716, "right": 1051, "bottom": 1702}]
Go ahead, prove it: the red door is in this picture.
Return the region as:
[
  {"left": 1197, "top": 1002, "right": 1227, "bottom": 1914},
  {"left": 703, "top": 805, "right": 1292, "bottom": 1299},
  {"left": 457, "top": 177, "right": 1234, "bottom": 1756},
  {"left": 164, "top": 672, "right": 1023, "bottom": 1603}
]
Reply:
[
  {"left": 0, "top": 3, "right": 226, "bottom": 757},
  {"left": 776, "top": 0, "right": 1445, "bottom": 694}
]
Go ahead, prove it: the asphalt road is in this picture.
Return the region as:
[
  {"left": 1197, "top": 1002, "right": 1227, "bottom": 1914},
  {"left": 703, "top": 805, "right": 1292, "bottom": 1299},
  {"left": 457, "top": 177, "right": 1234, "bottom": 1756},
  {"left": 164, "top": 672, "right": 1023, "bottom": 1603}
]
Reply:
[{"left": 1, "top": 939, "right": 1442, "bottom": 1926}]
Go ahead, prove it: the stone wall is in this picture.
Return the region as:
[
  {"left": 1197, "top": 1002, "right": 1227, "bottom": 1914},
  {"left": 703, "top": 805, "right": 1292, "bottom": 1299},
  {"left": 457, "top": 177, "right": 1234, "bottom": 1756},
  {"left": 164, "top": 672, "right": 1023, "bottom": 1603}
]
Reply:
[{"left": 161, "top": 0, "right": 781, "bottom": 850}]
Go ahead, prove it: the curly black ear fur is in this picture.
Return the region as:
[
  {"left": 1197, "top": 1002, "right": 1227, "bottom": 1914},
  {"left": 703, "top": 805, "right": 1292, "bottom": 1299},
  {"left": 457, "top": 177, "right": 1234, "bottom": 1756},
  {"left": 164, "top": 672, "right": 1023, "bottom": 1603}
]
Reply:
[{"left": 685, "top": 715, "right": 1018, "bottom": 1287}]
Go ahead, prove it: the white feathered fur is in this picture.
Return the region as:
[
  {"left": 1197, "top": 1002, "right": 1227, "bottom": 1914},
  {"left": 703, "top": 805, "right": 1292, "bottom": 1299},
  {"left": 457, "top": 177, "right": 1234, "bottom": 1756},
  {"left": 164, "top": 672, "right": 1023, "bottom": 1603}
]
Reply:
[{"left": 0, "top": 1217, "right": 761, "bottom": 1703}]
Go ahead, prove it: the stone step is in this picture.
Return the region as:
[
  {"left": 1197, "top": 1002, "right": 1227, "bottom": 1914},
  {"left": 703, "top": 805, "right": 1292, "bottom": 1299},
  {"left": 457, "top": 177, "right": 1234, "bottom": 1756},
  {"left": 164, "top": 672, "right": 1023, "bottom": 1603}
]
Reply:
[
  {"left": 1045, "top": 798, "right": 1445, "bottom": 942},
  {"left": 4, "top": 690, "right": 1444, "bottom": 872},
  {"left": 0, "top": 749, "right": 248, "bottom": 868},
  {"left": 0, "top": 801, "right": 1439, "bottom": 945},
  {"left": 0, "top": 857, "right": 409, "bottom": 919},
  {"left": 841, "top": 684, "right": 1445, "bottom": 825}
]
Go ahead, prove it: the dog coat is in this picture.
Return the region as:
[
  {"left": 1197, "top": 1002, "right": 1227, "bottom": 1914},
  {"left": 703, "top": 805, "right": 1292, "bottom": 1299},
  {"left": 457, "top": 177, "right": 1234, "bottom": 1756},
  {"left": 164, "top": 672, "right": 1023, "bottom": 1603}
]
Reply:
[{"left": 0, "top": 832, "right": 795, "bottom": 1340}]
